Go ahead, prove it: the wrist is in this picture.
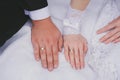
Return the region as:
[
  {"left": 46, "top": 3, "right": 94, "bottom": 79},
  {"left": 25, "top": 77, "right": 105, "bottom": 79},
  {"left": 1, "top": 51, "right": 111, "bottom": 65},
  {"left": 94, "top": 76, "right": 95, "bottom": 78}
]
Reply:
[
  {"left": 32, "top": 17, "right": 52, "bottom": 26},
  {"left": 63, "top": 6, "right": 84, "bottom": 35},
  {"left": 63, "top": 27, "right": 81, "bottom": 35}
]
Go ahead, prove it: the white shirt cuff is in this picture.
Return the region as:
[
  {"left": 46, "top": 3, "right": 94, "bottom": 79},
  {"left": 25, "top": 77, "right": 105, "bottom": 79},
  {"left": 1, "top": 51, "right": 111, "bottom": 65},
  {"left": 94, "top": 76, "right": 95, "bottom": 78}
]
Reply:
[{"left": 25, "top": 7, "right": 50, "bottom": 20}]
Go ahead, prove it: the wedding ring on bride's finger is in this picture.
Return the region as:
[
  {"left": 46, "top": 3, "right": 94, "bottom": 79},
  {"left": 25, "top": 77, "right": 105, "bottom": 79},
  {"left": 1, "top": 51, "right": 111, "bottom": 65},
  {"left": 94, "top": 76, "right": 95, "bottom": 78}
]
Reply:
[{"left": 69, "top": 48, "right": 74, "bottom": 53}]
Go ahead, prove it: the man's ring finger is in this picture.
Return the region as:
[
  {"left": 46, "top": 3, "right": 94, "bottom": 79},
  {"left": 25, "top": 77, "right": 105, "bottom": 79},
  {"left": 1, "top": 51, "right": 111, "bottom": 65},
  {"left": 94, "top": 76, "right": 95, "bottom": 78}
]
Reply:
[{"left": 40, "top": 47, "right": 45, "bottom": 51}]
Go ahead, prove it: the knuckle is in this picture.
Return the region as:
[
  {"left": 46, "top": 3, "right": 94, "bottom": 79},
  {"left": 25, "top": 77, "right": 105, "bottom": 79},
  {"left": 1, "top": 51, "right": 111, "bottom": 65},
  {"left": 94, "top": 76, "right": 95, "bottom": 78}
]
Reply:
[
  {"left": 47, "top": 53, "right": 52, "bottom": 57},
  {"left": 52, "top": 37, "right": 59, "bottom": 42},
  {"left": 48, "top": 58, "right": 53, "bottom": 62}
]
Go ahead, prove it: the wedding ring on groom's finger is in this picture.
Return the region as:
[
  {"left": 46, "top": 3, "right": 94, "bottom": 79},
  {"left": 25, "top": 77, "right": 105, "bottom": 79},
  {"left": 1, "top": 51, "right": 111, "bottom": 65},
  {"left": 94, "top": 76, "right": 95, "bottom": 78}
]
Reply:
[{"left": 40, "top": 47, "right": 45, "bottom": 51}]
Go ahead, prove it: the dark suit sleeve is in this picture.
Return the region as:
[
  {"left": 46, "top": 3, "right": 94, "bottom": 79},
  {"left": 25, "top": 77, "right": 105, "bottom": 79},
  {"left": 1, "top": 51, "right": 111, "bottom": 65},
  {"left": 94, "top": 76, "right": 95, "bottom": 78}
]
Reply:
[{"left": 18, "top": 0, "right": 48, "bottom": 11}]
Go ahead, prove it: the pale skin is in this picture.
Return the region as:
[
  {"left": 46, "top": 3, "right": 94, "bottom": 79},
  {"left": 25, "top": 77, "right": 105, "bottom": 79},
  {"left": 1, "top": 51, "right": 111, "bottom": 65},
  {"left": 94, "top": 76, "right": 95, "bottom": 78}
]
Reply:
[
  {"left": 64, "top": 34, "right": 88, "bottom": 69},
  {"left": 31, "top": 1, "right": 120, "bottom": 72},
  {"left": 97, "top": 16, "right": 120, "bottom": 44},
  {"left": 64, "top": 0, "right": 120, "bottom": 70},
  {"left": 31, "top": 17, "right": 63, "bottom": 71},
  {"left": 64, "top": 0, "right": 89, "bottom": 70}
]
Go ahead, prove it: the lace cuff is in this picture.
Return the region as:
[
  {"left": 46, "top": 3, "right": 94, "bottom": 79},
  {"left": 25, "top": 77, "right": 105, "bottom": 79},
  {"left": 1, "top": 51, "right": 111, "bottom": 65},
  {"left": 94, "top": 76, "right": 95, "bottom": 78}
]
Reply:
[{"left": 63, "top": 6, "right": 84, "bottom": 35}]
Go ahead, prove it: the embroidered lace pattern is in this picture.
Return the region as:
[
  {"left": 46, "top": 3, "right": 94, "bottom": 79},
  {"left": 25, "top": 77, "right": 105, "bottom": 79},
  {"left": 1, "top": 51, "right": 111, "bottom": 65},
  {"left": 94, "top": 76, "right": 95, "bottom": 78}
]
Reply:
[
  {"left": 87, "top": 1, "right": 120, "bottom": 80},
  {"left": 63, "top": 6, "right": 84, "bottom": 35}
]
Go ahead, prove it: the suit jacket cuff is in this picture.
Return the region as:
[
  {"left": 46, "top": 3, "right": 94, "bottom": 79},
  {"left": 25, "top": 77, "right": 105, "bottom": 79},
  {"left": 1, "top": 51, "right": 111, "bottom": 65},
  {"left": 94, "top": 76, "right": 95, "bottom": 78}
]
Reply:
[{"left": 25, "top": 7, "right": 50, "bottom": 20}]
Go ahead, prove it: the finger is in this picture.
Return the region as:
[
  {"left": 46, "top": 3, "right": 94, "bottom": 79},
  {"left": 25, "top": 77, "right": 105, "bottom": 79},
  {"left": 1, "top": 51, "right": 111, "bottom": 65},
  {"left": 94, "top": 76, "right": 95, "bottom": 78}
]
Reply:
[
  {"left": 32, "top": 41, "right": 40, "bottom": 61},
  {"left": 58, "top": 36, "right": 63, "bottom": 52},
  {"left": 74, "top": 47, "right": 80, "bottom": 70},
  {"left": 100, "top": 28, "right": 119, "bottom": 42},
  {"left": 64, "top": 43, "right": 69, "bottom": 62},
  {"left": 69, "top": 48, "right": 75, "bottom": 69},
  {"left": 40, "top": 47, "right": 47, "bottom": 68},
  {"left": 52, "top": 44, "right": 59, "bottom": 68},
  {"left": 113, "top": 37, "right": 120, "bottom": 43},
  {"left": 46, "top": 45, "right": 54, "bottom": 71},
  {"left": 83, "top": 42, "right": 88, "bottom": 55},
  {"left": 105, "top": 32, "right": 120, "bottom": 44},
  {"left": 97, "top": 23, "right": 115, "bottom": 34},
  {"left": 79, "top": 45, "right": 84, "bottom": 69}
]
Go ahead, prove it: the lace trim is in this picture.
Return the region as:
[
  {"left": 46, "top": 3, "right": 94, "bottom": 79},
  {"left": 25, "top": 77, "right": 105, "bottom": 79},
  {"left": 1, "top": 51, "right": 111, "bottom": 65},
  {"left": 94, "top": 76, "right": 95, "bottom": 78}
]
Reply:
[
  {"left": 63, "top": 6, "right": 84, "bottom": 35},
  {"left": 87, "top": 1, "right": 120, "bottom": 80},
  {"left": 87, "top": 43, "right": 118, "bottom": 80}
]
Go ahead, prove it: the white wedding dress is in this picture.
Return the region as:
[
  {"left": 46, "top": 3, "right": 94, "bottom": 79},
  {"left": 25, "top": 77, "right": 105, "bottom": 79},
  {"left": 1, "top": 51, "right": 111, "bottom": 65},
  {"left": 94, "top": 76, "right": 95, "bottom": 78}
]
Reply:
[{"left": 0, "top": 0, "right": 120, "bottom": 80}]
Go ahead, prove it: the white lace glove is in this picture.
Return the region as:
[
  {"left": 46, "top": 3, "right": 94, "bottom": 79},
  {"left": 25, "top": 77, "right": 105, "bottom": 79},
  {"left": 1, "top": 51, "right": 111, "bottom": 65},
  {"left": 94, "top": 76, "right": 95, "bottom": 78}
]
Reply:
[{"left": 63, "top": 6, "right": 84, "bottom": 35}]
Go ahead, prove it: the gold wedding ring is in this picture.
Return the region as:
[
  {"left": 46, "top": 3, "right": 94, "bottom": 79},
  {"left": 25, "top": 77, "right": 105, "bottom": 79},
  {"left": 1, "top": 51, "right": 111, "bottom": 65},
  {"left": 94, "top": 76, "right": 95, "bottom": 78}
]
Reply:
[
  {"left": 69, "top": 48, "right": 73, "bottom": 53},
  {"left": 40, "top": 47, "right": 45, "bottom": 51}
]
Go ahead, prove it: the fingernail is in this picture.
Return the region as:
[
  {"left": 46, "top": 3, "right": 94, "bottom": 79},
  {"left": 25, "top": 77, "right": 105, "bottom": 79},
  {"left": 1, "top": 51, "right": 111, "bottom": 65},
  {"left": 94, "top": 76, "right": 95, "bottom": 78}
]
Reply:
[
  {"left": 79, "top": 66, "right": 81, "bottom": 69},
  {"left": 48, "top": 68, "right": 52, "bottom": 71},
  {"left": 76, "top": 67, "right": 79, "bottom": 70},
  {"left": 48, "top": 67, "right": 53, "bottom": 71},
  {"left": 72, "top": 65, "right": 76, "bottom": 70},
  {"left": 54, "top": 64, "right": 58, "bottom": 68},
  {"left": 81, "top": 66, "right": 83, "bottom": 69},
  {"left": 43, "top": 65, "right": 47, "bottom": 68},
  {"left": 36, "top": 58, "right": 39, "bottom": 61},
  {"left": 77, "top": 65, "right": 80, "bottom": 70}
]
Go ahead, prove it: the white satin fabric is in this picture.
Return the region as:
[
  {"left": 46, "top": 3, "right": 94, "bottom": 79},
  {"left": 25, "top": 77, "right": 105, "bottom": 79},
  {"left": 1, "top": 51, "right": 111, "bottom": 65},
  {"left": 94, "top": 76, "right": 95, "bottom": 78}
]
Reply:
[{"left": 0, "top": 0, "right": 120, "bottom": 80}]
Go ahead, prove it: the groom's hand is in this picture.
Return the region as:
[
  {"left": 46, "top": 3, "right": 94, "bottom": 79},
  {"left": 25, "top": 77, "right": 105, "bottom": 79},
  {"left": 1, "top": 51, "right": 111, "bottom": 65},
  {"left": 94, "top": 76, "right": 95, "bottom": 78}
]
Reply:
[{"left": 31, "top": 17, "right": 63, "bottom": 71}]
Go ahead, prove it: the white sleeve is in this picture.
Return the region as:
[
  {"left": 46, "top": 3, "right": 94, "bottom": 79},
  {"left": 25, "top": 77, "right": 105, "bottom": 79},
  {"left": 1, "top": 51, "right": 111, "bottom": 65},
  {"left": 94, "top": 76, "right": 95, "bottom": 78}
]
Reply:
[{"left": 25, "top": 7, "right": 50, "bottom": 20}]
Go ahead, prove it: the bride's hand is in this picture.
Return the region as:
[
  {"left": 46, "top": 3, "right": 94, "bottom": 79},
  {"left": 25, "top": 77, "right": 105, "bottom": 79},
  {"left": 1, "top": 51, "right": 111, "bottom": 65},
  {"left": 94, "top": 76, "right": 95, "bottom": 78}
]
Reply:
[
  {"left": 64, "top": 34, "right": 88, "bottom": 70},
  {"left": 97, "top": 16, "right": 120, "bottom": 44}
]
